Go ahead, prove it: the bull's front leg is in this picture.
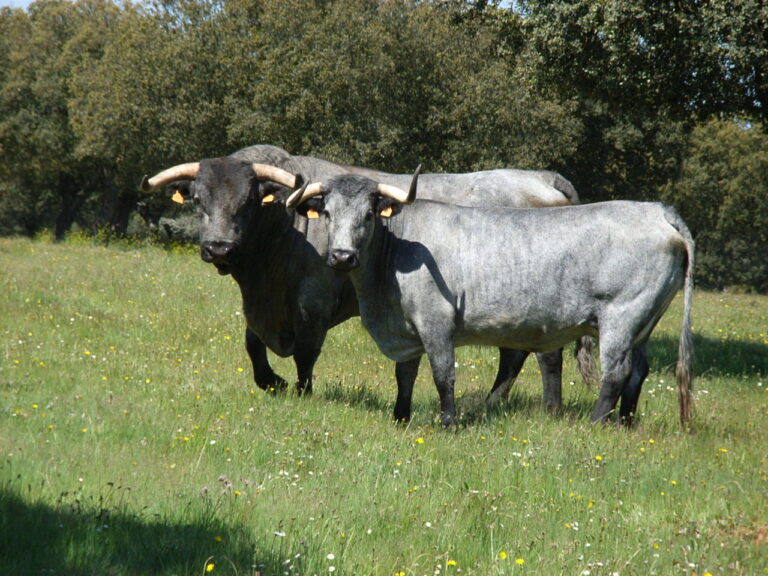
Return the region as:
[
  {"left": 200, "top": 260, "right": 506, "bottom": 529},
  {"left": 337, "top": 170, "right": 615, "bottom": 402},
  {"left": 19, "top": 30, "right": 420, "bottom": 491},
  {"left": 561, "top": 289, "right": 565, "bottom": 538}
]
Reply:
[
  {"left": 292, "top": 322, "right": 329, "bottom": 396},
  {"left": 394, "top": 357, "right": 421, "bottom": 423},
  {"left": 425, "top": 345, "right": 458, "bottom": 427},
  {"left": 293, "top": 346, "right": 322, "bottom": 396},
  {"left": 245, "top": 328, "right": 288, "bottom": 392}
]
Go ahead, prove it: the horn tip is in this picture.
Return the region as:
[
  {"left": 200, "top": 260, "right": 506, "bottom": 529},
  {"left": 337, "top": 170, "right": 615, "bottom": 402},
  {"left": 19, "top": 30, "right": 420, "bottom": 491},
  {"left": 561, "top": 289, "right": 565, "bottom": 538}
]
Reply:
[{"left": 285, "top": 182, "right": 308, "bottom": 208}]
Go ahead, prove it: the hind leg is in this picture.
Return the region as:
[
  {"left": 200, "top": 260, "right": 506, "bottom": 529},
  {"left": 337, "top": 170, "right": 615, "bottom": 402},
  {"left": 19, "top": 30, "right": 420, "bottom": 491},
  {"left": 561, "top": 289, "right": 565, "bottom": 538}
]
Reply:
[
  {"left": 619, "top": 345, "right": 649, "bottom": 426},
  {"left": 486, "top": 348, "right": 529, "bottom": 405},
  {"left": 592, "top": 337, "right": 634, "bottom": 424},
  {"left": 536, "top": 349, "right": 563, "bottom": 413}
]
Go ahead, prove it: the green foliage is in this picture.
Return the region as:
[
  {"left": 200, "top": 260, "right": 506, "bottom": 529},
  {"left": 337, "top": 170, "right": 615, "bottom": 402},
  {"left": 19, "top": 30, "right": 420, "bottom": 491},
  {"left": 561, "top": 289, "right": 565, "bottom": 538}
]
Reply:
[
  {"left": 0, "top": 1, "right": 121, "bottom": 237},
  {"left": 2, "top": 239, "right": 767, "bottom": 574},
  {"left": 227, "top": 0, "right": 577, "bottom": 172},
  {"left": 663, "top": 119, "right": 768, "bottom": 292},
  {"left": 516, "top": 0, "right": 763, "bottom": 202}
]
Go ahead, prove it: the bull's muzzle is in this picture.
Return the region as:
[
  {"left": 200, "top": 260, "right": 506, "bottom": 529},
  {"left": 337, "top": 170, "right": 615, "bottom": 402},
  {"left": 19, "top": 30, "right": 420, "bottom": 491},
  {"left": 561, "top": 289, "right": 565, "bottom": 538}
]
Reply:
[
  {"left": 201, "top": 241, "right": 238, "bottom": 274},
  {"left": 329, "top": 250, "right": 359, "bottom": 271}
]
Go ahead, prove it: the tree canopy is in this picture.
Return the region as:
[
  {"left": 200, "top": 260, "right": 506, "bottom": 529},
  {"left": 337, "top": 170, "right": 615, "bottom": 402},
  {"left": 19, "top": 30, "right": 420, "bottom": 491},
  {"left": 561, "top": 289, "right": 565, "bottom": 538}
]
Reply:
[{"left": 1, "top": 0, "right": 766, "bottom": 290}]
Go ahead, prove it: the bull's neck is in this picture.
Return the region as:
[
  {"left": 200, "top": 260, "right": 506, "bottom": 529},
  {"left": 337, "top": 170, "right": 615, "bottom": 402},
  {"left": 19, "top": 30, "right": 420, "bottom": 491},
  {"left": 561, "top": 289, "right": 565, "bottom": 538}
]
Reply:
[
  {"left": 231, "top": 205, "right": 308, "bottom": 283},
  {"left": 349, "top": 219, "right": 399, "bottom": 298}
]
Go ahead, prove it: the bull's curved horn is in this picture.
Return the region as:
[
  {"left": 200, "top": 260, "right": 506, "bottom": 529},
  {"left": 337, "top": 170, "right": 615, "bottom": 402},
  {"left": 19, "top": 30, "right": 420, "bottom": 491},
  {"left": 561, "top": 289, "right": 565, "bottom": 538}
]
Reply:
[
  {"left": 251, "top": 163, "right": 300, "bottom": 189},
  {"left": 286, "top": 182, "right": 323, "bottom": 208},
  {"left": 146, "top": 162, "right": 201, "bottom": 189},
  {"left": 376, "top": 164, "right": 421, "bottom": 205},
  {"left": 375, "top": 183, "right": 410, "bottom": 204}
]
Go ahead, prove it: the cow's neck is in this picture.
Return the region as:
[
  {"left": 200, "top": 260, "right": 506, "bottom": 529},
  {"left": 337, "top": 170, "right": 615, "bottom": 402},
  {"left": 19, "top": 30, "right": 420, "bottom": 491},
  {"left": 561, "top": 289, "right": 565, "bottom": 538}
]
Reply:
[
  {"left": 233, "top": 206, "right": 302, "bottom": 284},
  {"left": 350, "top": 221, "right": 400, "bottom": 305}
]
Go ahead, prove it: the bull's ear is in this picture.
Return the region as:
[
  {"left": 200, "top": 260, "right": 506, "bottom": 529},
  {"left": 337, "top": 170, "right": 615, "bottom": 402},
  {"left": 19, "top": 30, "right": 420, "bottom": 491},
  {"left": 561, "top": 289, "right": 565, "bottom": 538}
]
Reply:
[
  {"left": 256, "top": 174, "right": 305, "bottom": 206},
  {"left": 295, "top": 195, "right": 324, "bottom": 220},
  {"left": 375, "top": 196, "right": 403, "bottom": 219},
  {"left": 167, "top": 181, "right": 192, "bottom": 204}
]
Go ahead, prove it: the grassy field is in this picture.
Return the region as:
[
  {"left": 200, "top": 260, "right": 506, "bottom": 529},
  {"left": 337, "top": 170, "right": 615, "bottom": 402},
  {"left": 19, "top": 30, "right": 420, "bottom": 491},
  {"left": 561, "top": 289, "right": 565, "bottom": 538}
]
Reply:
[{"left": 1, "top": 237, "right": 766, "bottom": 576}]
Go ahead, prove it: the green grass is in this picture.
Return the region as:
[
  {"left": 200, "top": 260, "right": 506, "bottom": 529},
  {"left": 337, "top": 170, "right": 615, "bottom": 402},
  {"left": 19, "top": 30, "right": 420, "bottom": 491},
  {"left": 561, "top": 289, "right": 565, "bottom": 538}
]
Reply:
[{"left": 1, "top": 237, "right": 766, "bottom": 576}]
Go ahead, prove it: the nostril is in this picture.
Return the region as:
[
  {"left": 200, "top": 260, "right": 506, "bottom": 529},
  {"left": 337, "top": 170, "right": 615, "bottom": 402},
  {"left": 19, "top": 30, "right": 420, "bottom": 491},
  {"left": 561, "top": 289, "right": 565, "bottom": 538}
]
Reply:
[
  {"left": 201, "top": 241, "right": 236, "bottom": 262},
  {"left": 330, "top": 250, "right": 358, "bottom": 270}
]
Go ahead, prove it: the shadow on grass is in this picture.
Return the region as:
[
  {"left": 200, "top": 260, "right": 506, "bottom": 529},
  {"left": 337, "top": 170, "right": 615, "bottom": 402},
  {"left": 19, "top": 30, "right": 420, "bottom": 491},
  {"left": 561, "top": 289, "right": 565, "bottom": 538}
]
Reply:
[
  {"left": 321, "top": 380, "right": 394, "bottom": 415},
  {"left": 318, "top": 374, "right": 600, "bottom": 428},
  {"left": 317, "top": 329, "right": 768, "bottom": 428},
  {"left": 0, "top": 480, "right": 280, "bottom": 576},
  {"left": 457, "top": 386, "right": 597, "bottom": 427},
  {"left": 647, "top": 333, "right": 768, "bottom": 378}
]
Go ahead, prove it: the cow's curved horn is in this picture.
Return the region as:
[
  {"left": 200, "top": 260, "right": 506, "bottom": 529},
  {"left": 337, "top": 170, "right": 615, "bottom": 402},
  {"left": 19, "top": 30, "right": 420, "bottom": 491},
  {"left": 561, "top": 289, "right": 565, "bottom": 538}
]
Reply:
[
  {"left": 376, "top": 164, "right": 421, "bottom": 204},
  {"left": 251, "top": 163, "right": 300, "bottom": 189},
  {"left": 286, "top": 182, "right": 323, "bottom": 208},
  {"left": 145, "top": 162, "right": 201, "bottom": 189}
]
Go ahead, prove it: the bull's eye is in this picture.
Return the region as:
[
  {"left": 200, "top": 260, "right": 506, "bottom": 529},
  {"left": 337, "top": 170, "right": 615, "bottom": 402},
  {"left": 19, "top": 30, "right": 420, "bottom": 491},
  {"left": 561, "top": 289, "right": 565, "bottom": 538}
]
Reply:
[{"left": 365, "top": 210, "right": 374, "bottom": 222}]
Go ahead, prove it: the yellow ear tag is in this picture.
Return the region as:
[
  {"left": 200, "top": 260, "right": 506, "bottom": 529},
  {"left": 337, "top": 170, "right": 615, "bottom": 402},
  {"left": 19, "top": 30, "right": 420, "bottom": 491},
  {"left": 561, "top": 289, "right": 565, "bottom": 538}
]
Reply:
[
  {"left": 380, "top": 206, "right": 394, "bottom": 218},
  {"left": 261, "top": 194, "right": 275, "bottom": 205},
  {"left": 171, "top": 190, "right": 185, "bottom": 204},
  {"left": 306, "top": 209, "right": 320, "bottom": 219}
]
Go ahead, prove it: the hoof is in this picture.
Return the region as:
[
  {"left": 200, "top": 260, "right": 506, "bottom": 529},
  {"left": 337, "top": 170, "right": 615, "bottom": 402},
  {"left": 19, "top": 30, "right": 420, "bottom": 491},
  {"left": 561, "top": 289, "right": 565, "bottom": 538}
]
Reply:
[{"left": 546, "top": 404, "right": 563, "bottom": 416}]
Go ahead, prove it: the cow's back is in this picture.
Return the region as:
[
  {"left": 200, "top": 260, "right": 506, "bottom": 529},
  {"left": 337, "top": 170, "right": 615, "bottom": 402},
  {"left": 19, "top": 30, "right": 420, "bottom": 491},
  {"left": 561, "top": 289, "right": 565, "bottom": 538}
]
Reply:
[{"left": 377, "top": 200, "right": 687, "bottom": 353}]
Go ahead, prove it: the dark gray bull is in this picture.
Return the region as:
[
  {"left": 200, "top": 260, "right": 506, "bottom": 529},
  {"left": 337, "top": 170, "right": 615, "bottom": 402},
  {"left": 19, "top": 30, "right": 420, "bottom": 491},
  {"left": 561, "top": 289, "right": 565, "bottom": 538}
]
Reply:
[
  {"left": 288, "top": 172, "right": 694, "bottom": 427},
  {"left": 142, "top": 145, "right": 593, "bottom": 409}
]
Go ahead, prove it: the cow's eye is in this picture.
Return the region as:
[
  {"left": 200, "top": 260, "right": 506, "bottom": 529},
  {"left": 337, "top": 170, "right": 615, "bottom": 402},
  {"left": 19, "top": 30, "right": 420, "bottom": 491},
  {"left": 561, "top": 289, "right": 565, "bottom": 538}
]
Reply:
[{"left": 365, "top": 210, "right": 374, "bottom": 222}]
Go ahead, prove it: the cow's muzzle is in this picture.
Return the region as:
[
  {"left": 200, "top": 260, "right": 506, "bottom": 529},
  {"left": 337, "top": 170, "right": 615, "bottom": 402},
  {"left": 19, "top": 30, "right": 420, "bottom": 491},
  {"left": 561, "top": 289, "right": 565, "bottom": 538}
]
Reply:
[
  {"left": 201, "top": 241, "right": 238, "bottom": 274},
  {"left": 329, "top": 250, "right": 359, "bottom": 271}
]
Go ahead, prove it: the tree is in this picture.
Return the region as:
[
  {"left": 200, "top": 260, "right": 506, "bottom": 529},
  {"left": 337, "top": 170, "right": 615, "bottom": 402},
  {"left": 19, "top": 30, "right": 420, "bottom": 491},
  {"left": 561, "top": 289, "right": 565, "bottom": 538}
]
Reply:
[
  {"left": 515, "top": 0, "right": 739, "bottom": 201},
  {"left": 663, "top": 119, "right": 768, "bottom": 291},
  {"left": 0, "top": 0, "right": 122, "bottom": 237},
  {"left": 707, "top": 1, "right": 768, "bottom": 123},
  {"left": 228, "top": 0, "right": 579, "bottom": 173}
]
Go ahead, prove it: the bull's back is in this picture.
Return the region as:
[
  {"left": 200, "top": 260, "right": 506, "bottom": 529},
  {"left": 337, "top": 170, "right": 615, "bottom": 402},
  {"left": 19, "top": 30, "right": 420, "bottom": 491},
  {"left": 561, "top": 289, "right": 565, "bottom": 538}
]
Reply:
[{"left": 387, "top": 201, "right": 687, "bottom": 351}]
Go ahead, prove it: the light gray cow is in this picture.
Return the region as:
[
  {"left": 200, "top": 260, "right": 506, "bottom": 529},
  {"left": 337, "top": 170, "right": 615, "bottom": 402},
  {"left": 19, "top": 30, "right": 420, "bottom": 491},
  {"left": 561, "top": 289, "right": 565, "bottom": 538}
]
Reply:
[
  {"left": 288, "top": 171, "right": 694, "bottom": 427},
  {"left": 142, "top": 145, "right": 593, "bottom": 414}
]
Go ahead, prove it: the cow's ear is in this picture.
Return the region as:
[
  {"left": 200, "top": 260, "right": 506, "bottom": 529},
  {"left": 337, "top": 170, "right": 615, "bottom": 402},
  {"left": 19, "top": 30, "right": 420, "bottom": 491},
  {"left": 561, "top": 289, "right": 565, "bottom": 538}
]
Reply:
[
  {"left": 167, "top": 181, "right": 193, "bottom": 204},
  {"left": 257, "top": 174, "right": 305, "bottom": 206},
  {"left": 295, "top": 195, "right": 325, "bottom": 220},
  {"left": 375, "top": 196, "right": 403, "bottom": 219}
]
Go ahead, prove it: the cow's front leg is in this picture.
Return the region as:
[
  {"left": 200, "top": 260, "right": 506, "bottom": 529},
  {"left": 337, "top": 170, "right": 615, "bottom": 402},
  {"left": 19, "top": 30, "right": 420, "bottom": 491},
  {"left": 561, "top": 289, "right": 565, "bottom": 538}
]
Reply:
[
  {"left": 536, "top": 348, "right": 563, "bottom": 413},
  {"left": 246, "top": 329, "right": 287, "bottom": 392},
  {"left": 293, "top": 346, "right": 322, "bottom": 396},
  {"left": 425, "top": 345, "right": 458, "bottom": 427},
  {"left": 486, "top": 348, "right": 528, "bottom": 405},
  {"left": 394, "top": 357, "right": 421, "bottom": 423},
  {"left": 292, "top": 321, "right": 328, "bottom": 396}
]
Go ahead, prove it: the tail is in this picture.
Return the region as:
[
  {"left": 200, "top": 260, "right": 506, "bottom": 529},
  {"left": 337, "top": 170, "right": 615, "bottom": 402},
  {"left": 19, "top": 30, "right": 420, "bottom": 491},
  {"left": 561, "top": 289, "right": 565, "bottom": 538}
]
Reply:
[
  {"left": 551, "top": 173, "right": 580, "bottom": 205},
  {"left": 574, "top": 336, "right": 598, "bottom": 389},
  {"left": 667, "top": 207, "right": 695, "bottom": 427}
]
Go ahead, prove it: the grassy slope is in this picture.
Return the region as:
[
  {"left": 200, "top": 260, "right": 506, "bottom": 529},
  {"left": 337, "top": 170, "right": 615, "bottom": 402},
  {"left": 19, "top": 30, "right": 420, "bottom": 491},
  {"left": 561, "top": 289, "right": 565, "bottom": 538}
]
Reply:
[{"left": 1, "top": 238, "right": 766, "bottom": 575}]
